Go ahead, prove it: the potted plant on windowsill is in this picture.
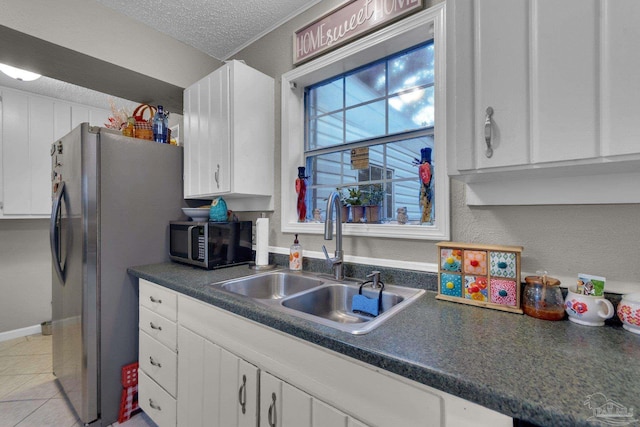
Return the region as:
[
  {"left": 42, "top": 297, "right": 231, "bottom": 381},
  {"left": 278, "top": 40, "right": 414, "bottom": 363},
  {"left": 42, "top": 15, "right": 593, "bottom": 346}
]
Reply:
[
  {"left": 336, "top": 188, "right": 350, "bottom": 223},
  {"left": 363, "top": 184, "right": 384, "bottom": 223},
  {"left": 345, "top": 187, "right": 365, "bottom": 222}
]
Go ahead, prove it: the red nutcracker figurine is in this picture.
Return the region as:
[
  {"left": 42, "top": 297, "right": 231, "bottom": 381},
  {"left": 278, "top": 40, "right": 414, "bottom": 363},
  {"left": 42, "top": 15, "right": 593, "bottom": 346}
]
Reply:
[
  {"left": 296, "top": 166, "right": 307, "bottom": 222},
  {"left": 418, "top": 147, "right": 433, "bottom": 223}
]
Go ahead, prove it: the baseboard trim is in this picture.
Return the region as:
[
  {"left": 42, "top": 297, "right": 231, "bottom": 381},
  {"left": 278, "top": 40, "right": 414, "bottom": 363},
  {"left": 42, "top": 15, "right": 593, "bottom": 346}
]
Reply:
[{"left": 0, "top": 324, "right": 42, "bottom": 342}]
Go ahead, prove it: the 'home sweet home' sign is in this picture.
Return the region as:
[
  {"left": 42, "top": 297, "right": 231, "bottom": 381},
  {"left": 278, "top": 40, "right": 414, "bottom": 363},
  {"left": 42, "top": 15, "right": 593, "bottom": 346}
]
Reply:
[{"left": 293, "top": 0, "right": 423, "bottom": 65}]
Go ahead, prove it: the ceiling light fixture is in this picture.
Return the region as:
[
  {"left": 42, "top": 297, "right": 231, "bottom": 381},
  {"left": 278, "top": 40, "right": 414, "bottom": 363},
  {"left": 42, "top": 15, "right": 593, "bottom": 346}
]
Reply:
[{"left": 0, "top": 63, "right": 41, "bottom": 81}]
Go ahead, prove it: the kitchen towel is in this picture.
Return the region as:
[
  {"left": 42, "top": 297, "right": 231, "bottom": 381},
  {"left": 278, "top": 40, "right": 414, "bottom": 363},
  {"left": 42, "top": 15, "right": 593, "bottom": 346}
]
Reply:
[{"left": 255, "top": 217, "right": 269, "bottom": 266}]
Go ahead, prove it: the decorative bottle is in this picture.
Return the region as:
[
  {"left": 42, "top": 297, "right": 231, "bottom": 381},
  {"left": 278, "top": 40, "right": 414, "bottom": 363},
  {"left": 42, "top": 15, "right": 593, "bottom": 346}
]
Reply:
[
  {"left": 152, "top": 105, "right": 167, "bottom": 143},
  {"left": 289, "top": 234, "right": 302, "bottom": 271},
  {"left": 295, "top": 166, "right": 307, "bottom": 222}
]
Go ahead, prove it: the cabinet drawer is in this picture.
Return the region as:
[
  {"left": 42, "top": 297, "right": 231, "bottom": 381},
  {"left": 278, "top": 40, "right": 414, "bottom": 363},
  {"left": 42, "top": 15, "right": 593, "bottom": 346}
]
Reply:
[
  {"left": 140, "top": 279, "right": 177, "bottom": 322},
  {"left": 139, "top": 370, "right": 177, "bottom": 427},
  {"left": 139, "top": 331, "right": 178, "bottom": 397},
  {"left": 140, "top": 306, "right": 177, "bottom": 350}
]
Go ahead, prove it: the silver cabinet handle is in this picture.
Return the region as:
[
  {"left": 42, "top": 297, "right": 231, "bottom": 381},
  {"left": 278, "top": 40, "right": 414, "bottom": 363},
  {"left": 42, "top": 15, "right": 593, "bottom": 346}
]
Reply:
[
  {"left": 268, "top": 392, "right": 277, "bottom": 427},
  {"left": 149, "top": 356, "right": 162, "bottom": 368},
  {"left": 149, "top": 322, "right": 162, "bottom": 331},
  {"left": 215, "top": 164, "right": 220, "bottom": 189},
  {"left": 238, "top": 374, "right": 247, "bottom": 414},
  {"left": 484, "top": 106, "right": 494, "bottom": 158},
  {"left": 149, "top": 399, "right": 161, "bottom": 411},
  {"left": 149, "top": 296, "right": 162, "bottom": 304}
]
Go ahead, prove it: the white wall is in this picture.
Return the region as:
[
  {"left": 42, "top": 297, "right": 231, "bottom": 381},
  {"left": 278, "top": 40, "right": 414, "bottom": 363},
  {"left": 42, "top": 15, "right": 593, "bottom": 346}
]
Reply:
[
  {"left": 0, "top": 0, "right": 218, "bottom": 88},
  {"left": 0, "top": 220, "right": 51, "bottom": 333}
]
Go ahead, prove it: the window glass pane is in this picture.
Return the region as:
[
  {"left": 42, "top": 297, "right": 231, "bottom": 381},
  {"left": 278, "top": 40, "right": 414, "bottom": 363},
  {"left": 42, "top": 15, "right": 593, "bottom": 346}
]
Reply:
[
  {"left": 386, "top": 136, "right": 434, "bottom": 180},
  {"left": 304, "top": 41, "right": 436, "bottom": 226},
  {"left": 308, "top": 112, "right": 343, "bottom": 150},
  {"left": 306, "top": 135, "right": 434, "bottom": 223},
  {"left": 308, "top": 78, "right": 343, "bottom": 117},
  {"left": 345, "top": 100, "right": 385, "bottom": 142},
  {"left": 392, "top": 180, "right": 422, "bottom": 222},
  {"left": 345, "top": 63, "right": 386, "bottom": 108},
  {"left": 388, "top": 44, "right": 435, "bottom": 94},
  {"left": 388, "top": 86, "right": 434, "bottom": 133}
]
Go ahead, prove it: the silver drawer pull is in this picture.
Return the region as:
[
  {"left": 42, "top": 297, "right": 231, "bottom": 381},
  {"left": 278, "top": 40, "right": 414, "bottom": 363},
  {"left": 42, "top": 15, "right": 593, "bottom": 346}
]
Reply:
[
  {"left": 268, "top": 392, "right": 277, "bottom": 427},
  {"left": 149, "top": 356, "right": 162, "bottom": 368},
  {"left": 149, "top": 322, "right": 162, "bottom": 331},
  {"left": 238, "top": 374, "right": 247, "bottom": 414},
  {"left": 149, "top": 296, "right": 162, "bottom": 304},
  {"left": 149, "top": 399, "right": 162, "bottom": 411},
  {"left": 484, "top": 106, "right": 494, "bottom": 158}
]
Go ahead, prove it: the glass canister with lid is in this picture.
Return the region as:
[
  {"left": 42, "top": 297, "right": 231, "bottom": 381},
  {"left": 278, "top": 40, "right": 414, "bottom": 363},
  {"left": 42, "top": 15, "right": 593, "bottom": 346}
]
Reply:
[{"left": 523, "top": 272, "right": 565, "bottom": 320}]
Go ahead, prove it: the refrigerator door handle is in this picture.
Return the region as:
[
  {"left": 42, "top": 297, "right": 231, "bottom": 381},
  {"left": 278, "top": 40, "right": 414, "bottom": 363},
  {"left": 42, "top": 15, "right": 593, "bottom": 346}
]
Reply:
[{"left": 50, "top": 181, "right": 66, "bottom": 282}]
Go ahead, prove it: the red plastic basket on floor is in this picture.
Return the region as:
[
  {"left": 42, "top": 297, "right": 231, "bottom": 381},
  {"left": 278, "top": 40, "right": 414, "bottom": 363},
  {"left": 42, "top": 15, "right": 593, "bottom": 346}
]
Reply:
[
  {"left": 118, "top": 384, "right": 139, "bottom": 424},
  {"left": 118, "top": 362, "right": 140, "bottom": 423},
  {"left": 121, "top": 362, "right": 139, "bottom": 388}
]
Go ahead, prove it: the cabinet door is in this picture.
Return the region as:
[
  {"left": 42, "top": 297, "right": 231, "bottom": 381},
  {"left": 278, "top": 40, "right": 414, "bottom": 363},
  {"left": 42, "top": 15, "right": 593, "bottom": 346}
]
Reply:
[
  {"left": 601, "top": 0, "right": 640, "bottom": 156},
  {"left": 183, "top": 66, "right": 231, "bottom": 198},
  {"left": 474, "top": 0, "right": 530, "bottom": 169},
  {"left": 237, "top": 358, "right": 259, "bottom": 427},
  {"left": 312, "top": 400, "right": 348, "bottom": 427},
  {"left": 531, "top": 0, "right": 599, "bottom": 163},
  {"left": 177, "top": 325, "right": 259, "bottom": 427},
  {"left": 177, "top": 326, "right": 209, "bottom": 427},
  {"left": 2, "top": 90, "right": 53, "bottom": 215},
  {"left": 260, "top": 371, "right": 312, "bottom": 427}
]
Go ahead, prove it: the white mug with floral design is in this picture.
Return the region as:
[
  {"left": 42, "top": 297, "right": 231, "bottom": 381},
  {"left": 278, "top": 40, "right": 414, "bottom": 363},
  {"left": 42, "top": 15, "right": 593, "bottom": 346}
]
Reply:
[
  {"left": 617, "top": 292, "right": 640, "bottom": 335},
  {"left": 564, "top": 288, "right": 614, "bottom": 326}
]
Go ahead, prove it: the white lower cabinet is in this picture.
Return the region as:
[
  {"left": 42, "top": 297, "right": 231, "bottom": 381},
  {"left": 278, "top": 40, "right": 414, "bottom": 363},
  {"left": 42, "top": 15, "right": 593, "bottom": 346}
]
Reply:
[
  {"left": 177, "top": 326, "right": 258, "bottom": 427},
  {"left": 140, "top": 279, "right": 512, "bottom": 427},
  {"left": 260, "top": 371, "right": 366, "bottom": 427},
  {"left": 138, "top": 280, "right": 179, "bottom": 427}
]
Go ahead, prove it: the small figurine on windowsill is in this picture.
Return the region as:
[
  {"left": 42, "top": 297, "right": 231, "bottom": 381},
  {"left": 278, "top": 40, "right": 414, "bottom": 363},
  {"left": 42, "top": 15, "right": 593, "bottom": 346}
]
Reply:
[
  {"left": 397, "top": 207, "right": 408, "bottom": 224},
  {"left": 312, "top": 208, "right": 322, "bottom": 222}
]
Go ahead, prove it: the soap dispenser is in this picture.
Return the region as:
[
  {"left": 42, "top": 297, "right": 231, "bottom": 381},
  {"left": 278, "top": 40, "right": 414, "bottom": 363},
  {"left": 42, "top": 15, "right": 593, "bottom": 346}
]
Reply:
[{"left": 289, "top": 234, "right": 302, "bottom": 271}]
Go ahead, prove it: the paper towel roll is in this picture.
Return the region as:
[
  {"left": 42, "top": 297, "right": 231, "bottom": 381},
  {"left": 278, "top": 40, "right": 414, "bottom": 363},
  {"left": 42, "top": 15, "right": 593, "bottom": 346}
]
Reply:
[{"left": 255, "top": 217, "right": 269, "bottom": 266}]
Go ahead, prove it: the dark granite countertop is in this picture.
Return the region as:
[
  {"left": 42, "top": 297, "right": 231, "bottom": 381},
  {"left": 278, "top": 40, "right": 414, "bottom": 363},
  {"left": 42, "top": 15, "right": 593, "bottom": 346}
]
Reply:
[{"left": 128, "top": 261, "right": 640, "bottom": 427}]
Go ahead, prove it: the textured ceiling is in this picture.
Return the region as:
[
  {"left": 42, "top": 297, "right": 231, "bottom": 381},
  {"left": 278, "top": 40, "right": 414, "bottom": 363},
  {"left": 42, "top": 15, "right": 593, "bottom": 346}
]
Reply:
[{"left": 94, "top": 0, "right": 321, "bottom": 60}]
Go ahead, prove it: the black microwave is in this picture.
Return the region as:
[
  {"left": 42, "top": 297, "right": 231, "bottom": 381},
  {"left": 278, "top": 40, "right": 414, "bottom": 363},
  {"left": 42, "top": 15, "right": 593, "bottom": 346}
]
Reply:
[{"left": 169, "top": 221, "right": 253, "bottom": 269}]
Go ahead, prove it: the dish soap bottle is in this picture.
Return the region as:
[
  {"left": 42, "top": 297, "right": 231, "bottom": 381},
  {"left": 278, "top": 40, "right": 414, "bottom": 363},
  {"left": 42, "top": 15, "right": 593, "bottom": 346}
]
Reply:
[{"left": 289, "top": 234, "right": 302, "bottom": 271}]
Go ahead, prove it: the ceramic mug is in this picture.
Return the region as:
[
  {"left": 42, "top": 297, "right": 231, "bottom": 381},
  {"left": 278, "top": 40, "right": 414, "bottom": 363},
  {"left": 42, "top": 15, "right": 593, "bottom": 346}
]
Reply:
[
  {"left": 617, "top": 292, "right": 640, "bottom": 335},
  {"left": 564, "top": 289, "right": 614, "bottom": 326}
]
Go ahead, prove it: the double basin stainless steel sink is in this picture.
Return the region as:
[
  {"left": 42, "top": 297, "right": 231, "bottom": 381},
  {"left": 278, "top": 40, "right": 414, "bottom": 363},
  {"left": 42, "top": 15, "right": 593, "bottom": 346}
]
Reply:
[{"left": 212, "top": 271, "right": 424, "bottom": 335}]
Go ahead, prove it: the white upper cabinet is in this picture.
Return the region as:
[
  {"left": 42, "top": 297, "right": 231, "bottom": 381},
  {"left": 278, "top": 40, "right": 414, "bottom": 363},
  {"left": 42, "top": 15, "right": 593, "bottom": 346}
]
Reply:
[
  {"left": 183, "top": 60, "right": 274, "bottom": 211},
  {"left": 447, "top": 0, "right": 640, "bottom": 204},
  {"left": 601, "top": 0, "right": 640, "bottom": 157},
  {"left": 1, "top": 86, "right": 109, "bottom": 217}
]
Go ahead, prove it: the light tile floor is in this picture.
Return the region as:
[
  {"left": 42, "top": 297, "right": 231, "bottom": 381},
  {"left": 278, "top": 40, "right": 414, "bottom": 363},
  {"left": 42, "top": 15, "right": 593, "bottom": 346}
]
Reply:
[{"left": 0, "top": 334, "right": 156, "bottom": 427}]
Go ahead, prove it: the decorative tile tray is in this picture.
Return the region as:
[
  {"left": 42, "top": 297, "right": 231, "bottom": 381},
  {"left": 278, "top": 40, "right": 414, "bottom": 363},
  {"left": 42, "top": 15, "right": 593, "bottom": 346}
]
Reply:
[{"left": 436, "top": 242, "right": 523, "bottom": 314}]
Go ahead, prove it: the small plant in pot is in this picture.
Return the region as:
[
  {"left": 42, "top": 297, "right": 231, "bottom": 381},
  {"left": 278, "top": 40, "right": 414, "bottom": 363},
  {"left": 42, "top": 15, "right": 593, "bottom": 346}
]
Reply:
[
  {"left": 335, "top": 188, "right": 350, "bottom": 223},
  {"left": 345, "top": 187, "right": 365, "bottom": 222},
  {"left": 363, "top": 184, "right": 385, "bottom": 223}
]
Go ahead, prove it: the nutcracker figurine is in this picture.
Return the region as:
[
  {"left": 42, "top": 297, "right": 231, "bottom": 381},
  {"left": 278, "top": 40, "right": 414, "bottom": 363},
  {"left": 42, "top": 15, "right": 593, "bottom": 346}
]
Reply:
[
  {"left": 418, "top": 147, "right": 433, "bottom": 223},
  {"left": 295, "top": 166, "right": 308, "bottom": 222}
]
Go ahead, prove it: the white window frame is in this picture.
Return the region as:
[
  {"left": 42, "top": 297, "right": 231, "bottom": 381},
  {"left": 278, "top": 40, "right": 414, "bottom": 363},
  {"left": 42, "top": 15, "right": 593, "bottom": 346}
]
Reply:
[{"left": 281, "top": 4, "right": 448, "bottom": 240}]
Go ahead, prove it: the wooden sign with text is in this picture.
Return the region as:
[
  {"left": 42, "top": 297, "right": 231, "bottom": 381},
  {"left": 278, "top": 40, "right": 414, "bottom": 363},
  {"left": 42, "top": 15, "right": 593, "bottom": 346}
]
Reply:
[{"left": 293, "top": 0, "right": 423, "bottom": 65}]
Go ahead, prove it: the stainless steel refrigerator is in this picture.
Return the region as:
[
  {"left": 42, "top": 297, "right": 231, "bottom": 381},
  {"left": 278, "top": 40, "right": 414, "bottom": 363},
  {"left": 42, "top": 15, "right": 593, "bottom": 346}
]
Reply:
[{"left": 50, "top": 123, "right": 183, "bottom": 426}]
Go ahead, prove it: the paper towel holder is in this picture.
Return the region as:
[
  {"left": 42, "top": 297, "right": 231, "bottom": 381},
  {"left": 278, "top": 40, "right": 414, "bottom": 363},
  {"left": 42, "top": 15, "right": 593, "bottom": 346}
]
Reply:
[
  {"left": 251, "top": 213, "right": 276, "bottom": 270},
  {"left": 249, "top": 262, "right": 277, "bottom": 270}
]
